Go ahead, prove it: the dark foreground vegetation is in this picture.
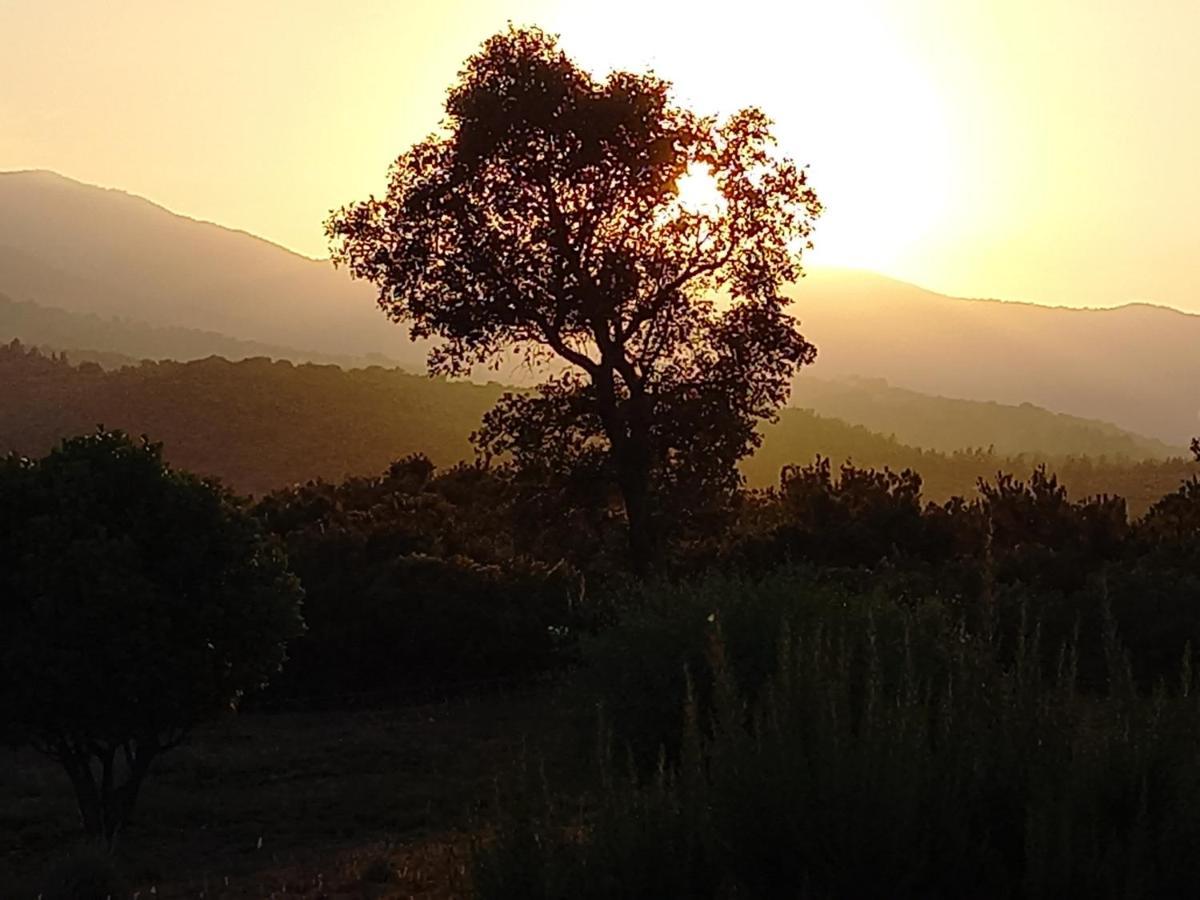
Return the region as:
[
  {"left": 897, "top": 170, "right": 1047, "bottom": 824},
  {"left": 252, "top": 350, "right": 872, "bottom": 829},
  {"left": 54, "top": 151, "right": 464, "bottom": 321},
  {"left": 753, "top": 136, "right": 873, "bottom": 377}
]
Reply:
[{"left": 3, "top": 425, "right": 1200, "bottom": 897}]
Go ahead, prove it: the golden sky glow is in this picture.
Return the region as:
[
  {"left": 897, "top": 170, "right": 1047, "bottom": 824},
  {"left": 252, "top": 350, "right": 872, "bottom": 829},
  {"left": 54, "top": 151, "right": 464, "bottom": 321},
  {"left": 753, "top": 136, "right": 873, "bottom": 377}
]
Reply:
[{"left": 1, "top": 0, "right": 1197, "bottom": 311}]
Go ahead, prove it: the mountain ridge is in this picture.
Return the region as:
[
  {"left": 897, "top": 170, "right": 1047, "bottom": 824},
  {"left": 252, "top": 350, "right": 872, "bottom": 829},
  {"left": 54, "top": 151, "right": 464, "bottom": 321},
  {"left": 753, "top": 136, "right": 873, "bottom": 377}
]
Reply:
[{"left": 3, "top": 169, "right": 1197, "bottom": 444}]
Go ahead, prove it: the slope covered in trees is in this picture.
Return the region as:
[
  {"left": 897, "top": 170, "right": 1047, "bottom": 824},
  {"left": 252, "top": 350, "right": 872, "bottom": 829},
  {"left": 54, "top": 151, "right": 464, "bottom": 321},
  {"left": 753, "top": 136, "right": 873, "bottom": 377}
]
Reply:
[
  {"left": 2, "top": 341, "right": 1194, "bottom": 513},
  {"left": 791, "top": 375, "right": 1182, "bottom": 459},
  {"left": 0, "top": 342, "right": 503, "bottom": 493}
]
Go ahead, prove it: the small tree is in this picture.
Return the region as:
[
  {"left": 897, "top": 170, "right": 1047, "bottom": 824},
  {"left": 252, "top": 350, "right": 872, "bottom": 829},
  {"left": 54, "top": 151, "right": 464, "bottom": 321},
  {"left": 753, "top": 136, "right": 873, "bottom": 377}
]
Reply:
[
  {"left": 0, "top": 430, "right": 304, "bottom": 846},
  {"left": 328, "top": 26, "right": 822, "bottom": 572}
]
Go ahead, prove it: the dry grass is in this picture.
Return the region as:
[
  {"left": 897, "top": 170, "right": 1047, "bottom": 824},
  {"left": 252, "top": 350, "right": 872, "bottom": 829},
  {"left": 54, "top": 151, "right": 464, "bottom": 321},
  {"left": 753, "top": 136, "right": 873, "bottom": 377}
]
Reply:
[{"left": 0, "top": 687, "right": 571, "bottom": 898}]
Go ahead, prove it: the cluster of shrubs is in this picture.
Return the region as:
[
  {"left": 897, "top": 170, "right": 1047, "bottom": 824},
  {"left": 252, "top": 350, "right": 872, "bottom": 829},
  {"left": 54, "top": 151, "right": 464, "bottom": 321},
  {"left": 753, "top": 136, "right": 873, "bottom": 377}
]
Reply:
[
  {"left": 478, "top": 566, "right": 1200, "bottom": 898},
  {"left": 248, "top": 455, "right": 597, "bottom": 705},
  {"left": 461, "top": 460, "right": 1200, "bottom": 897},
  {"left": 242, "top": 451, "right": 1200, "bottom": 708}
]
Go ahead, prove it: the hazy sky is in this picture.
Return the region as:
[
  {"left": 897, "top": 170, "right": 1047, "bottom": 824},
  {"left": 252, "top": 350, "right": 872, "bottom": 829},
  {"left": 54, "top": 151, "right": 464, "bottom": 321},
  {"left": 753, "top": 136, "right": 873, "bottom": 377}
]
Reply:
[{"left": 2, "top": 0, "right": 1197, "bottom": 311}]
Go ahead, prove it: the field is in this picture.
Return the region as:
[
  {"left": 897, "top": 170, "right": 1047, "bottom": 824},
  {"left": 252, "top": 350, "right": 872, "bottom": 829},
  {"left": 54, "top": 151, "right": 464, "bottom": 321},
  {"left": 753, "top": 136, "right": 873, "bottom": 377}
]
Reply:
[{"left": 1, "top": 689, "right": 570, "bottom": 898}]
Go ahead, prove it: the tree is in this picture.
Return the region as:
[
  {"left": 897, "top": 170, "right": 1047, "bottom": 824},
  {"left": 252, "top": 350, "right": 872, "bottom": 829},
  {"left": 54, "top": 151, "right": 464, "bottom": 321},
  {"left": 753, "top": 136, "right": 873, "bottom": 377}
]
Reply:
[
  {"left": 0, "top": 430, "right": 303, "bottom": 846},
  {"left": 327, "top": 26, "right": 822, "bottom": 572},
  {"left": 1192, "top": 437, "right": 1198, "bottom": 461}
]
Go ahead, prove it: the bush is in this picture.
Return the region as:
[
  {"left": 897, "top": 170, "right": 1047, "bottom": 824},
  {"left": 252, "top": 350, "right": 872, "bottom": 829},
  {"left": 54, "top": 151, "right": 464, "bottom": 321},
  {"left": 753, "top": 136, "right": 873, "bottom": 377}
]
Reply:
[
  {"left": 256, "top": 457, "right": 592, "bottom": 704},
  {"left": 270, "top": 553, "right": 581, "bottom": 702},
  {"left": 571, "top": 568, "right": 949, "bottom": 770},
  {"left": 478, "top": 573, "right": 1200, "bottom": 899},
  {"left": 0, "top": 430, "right": 304, "bottom": 844}
]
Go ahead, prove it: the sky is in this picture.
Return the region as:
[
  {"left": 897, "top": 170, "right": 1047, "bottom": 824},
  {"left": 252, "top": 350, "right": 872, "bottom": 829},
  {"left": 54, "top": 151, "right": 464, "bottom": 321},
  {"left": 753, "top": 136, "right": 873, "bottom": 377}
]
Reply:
[{"left": 1, "top": 0, "right": 1198, "bottom": 312}]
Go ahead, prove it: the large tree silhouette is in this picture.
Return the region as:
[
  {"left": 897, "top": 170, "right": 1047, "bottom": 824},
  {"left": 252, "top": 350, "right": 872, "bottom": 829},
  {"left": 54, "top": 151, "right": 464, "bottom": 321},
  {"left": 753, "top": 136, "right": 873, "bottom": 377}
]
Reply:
[{"left": 328, "top": 26, "right": 821, "bottom": 571}]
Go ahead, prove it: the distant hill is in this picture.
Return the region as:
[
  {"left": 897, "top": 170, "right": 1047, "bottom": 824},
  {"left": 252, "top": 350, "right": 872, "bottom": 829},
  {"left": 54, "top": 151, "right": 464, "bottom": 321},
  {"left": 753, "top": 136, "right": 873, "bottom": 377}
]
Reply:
[
  {"left": 2, "top": 342, "right": 1193, "bottom": 514},
  {"left": 745, "top": 412, "right": 1196, "bottom": 519},
  {"left": 4, "top": 302, "right": 1179, "bottom": 472},
  {"left": 790, "top": 376, "right": 1183, "bottom": 460},
  {"left": 787, "top": 269, "right": 1200, "bottom": 445},
  {"left": 3, "top": 171, "right": 1198, "bottom": 445},
  {"left": 0, "top": 341, "right": 505, "bottom": 494},
  {"left": 0, "top": 170, "right": 427, "bottom": 368},
  {"left": 0, "top": 291, "right": 409, "bottom": 370}
]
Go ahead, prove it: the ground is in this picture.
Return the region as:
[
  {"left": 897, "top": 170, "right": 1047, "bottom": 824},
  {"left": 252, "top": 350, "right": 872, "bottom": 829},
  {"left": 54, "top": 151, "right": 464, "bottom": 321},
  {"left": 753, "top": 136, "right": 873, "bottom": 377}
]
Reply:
[{"left": 0, "top": 686, "right": 574, "bottom": 898}]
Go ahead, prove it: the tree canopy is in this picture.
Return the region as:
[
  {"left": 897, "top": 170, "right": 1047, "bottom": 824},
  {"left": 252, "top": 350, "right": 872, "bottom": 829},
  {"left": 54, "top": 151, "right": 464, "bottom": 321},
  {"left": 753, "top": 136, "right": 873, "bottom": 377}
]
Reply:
[
  {"left": 0, "top": 430, "right": 304, "bottom": 844},
  {"left": 327, "top": 26, "right": 822, "bottom": 570}
]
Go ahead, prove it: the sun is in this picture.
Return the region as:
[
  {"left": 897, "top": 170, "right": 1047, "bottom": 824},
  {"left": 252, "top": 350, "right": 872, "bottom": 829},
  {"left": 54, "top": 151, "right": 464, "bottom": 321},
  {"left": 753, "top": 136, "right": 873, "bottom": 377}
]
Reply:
[
  {"left": 673, "top": 164, "right": 725, "bottom": 216},
  {"left": 548, "top": 0, "right": 960, "bottom": 277}
]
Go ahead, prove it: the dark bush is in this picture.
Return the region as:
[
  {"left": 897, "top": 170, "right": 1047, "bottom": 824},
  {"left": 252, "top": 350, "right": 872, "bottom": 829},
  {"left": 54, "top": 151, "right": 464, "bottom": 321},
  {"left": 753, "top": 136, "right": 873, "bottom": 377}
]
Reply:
[{"left": 477, "top": 572, "right": 1200, "bottom": 899}]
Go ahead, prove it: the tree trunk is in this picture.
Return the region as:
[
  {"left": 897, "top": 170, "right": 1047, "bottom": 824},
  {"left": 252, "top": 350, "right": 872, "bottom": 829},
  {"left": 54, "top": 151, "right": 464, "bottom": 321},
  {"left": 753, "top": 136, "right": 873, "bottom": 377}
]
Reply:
[
  {"left": 617, "top": 452, "right": 654, "bottom": 576},
  {"left": 594, "top": 367, "right": 656, "bottom": 575},
  {"left": 60, "top": 748, "right": 104, "bottom": 839},
  {"left": 56, "top": 740, "right": 156, "bottom": 849},
  {"left": 104, "top": 745, "right": 154, "bottom": 849}
]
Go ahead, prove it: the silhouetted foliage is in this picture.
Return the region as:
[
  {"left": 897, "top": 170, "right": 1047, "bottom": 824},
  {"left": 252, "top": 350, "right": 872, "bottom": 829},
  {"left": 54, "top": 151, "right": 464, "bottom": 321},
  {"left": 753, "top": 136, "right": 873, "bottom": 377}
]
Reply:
[
  {"left": 479, "top": 571, "right": 1200, "bottom": 899},
  {"left": 328, "top": 26, "right": 822, "bottom": 572},
  {"left": 0, "top": 430, "right": 303, "bottom": 845},
  {"left": 753, "top": 457, "right": 929, "bottom": 568},
  {"left": 977, "top": 466, "right": 1129, "bottom": 592},
  {"left": 254, "top": 457, "right": 587, "bottom": 703}
]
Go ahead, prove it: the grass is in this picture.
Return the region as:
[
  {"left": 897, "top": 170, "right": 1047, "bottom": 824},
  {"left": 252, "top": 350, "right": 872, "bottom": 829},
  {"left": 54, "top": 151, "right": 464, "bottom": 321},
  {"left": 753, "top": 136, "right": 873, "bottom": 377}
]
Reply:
[
  {"left": 475, "top": 572, "right": 1200, "bottom": 899},
  {"left": 0, "top": 687, "right": 572, "bottom": 898}
]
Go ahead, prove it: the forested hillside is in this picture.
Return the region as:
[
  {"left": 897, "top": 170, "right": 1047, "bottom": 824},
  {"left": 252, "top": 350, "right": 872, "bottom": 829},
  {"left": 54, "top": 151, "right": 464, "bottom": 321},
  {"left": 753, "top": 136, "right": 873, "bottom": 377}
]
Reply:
[
  {"left": 749, "top": 415, "right": 1196, "bottom": 517},
  {"left": 3, "top": 341, "right": 1194, "bottom": 512},
  {"left": 0, "top": 342, "right": 503, "bottom": 492},
  {"left": 790, "top": 376, "right": 1181, "bottom": 459},
  {"left": 787, "top": 269, "right": 1200, "bottom": 445}
]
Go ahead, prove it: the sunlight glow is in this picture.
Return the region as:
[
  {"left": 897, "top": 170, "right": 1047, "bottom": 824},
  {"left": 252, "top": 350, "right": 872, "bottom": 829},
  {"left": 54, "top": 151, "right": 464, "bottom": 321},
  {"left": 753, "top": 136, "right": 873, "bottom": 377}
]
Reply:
[
  {"left": 673, "top": 165, "right": 725, "bottom": 216},
  {"left": 547, "top": 0, "right": 957, "bottom": 276}
]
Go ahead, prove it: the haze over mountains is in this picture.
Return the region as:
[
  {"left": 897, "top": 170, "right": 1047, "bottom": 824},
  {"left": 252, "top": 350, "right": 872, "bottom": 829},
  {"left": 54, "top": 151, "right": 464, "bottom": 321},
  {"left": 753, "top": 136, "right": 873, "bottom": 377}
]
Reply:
[
  {"left": 2, "top": 169, "right": 1197, "bottom": 447},
  {"left": 0, "top": 170, "right": 428, "bottom": 369},
  {"left": 786, "top": 271, "right": 1200, "bottom": 446}
]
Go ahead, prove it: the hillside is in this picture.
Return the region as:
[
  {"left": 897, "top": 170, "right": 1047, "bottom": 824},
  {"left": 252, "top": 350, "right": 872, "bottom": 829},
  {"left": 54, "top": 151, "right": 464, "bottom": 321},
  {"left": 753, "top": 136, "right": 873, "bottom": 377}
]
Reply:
[
  {"left": 787, "top": 269, "right": 1200, "bottom": 445},
  {"left": 0, "top": 291, "right": 404, "bottom": 369},
  {"left": 0, "top": 170, "right": 427, "bottom": 368},
  {"left": 0, "top": 341, "right": 504, "bottom": 494},
  {"left": 746, "top": 413, "right": 1196, "bottom": 518},
  {"left": 790, "top": 376, "right": 1183, "bottom": 460},
  {"left": 2, "top": 342, "right": 1193, "bottom": 513},
  {"left": 3, "top": 172, "right": 1199, "bottom": 447}
]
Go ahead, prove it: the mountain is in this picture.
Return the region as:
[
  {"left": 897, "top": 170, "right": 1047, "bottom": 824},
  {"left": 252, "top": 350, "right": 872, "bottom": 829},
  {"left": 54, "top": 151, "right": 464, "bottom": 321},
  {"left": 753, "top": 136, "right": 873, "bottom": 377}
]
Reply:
[
  {"left": 0, "top": 170, "right": 427, "bottom": 368},
  {"left": 0, "top": 291, "right": 408, "bottom": 370},
  {"left": 3, "top": 171, "right": 1197, "bottom": 446},
  {"left": 786, "top": 269, "right": 1200, "bottom": 446},
  {"left": 790, "top": 376, "right": 1183, "bottom": 460}
]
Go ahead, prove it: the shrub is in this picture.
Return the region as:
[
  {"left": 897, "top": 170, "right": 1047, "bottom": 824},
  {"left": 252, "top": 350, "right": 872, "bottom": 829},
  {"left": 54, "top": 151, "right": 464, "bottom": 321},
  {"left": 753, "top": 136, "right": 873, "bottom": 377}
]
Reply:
[
  {"left": 0, "top": 430, "right": 304, "bottom": 845},
  {"left": 479, "top": 573, "right": 1200, "bottom": 898}
]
